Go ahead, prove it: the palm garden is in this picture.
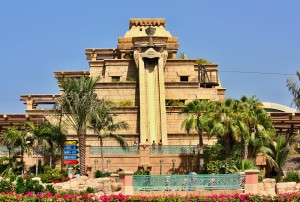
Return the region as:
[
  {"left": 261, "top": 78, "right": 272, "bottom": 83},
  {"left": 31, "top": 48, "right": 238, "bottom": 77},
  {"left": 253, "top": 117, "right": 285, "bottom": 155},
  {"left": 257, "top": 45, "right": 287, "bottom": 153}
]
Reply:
[
  {"left": 0, "top": 76, "right": 129, "bottom": 179},
  {"left": 181, "top": 95, "right": 299, "bottom": 178},
  {"left": 0, "top": 122, "right": 67, "bottom": 177}
]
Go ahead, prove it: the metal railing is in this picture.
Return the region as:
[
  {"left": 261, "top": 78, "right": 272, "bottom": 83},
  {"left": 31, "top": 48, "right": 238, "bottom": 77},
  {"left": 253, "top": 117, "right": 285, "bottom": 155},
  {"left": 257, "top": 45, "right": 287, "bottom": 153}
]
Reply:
[
  {"left": 90, "top": 145, "right": 198, "bottom": 155},
  {"left": 150, "top": 145, "right": 197, "bottom": 155},
  {"left": 133, "top": 174, "right": 245, "bottom": 191},
  {"left": 90, "top": 146, "right": 139, "bottom": 155}
]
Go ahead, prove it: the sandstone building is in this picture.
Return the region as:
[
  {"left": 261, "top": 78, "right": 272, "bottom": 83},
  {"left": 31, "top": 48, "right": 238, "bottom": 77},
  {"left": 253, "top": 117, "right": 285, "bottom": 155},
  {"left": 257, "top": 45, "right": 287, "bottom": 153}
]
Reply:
[
  {"left": 1, "top": 18, "right": 298, "bottom": 174},
  {"left": 20, "top": 18, "right": 225, "bottom": 147}
]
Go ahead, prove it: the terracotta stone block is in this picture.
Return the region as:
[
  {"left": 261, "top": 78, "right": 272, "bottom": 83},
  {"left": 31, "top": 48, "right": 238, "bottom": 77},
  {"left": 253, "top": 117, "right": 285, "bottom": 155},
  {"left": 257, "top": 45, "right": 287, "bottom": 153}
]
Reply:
[
  {"left": 140, "top": 191, "right": 153, "bottom": 197},
  {"left": 176, "top": 190, "right": 188, "bottom": 197},
  {"left": 164, "top": 191, "right": 176, "bottom": 196},
  {"left": 187, "top": 191, "right": 200, "bottom": 196},
  {"left": 152, "top": 191, "right": 163, "bottom": 197}
]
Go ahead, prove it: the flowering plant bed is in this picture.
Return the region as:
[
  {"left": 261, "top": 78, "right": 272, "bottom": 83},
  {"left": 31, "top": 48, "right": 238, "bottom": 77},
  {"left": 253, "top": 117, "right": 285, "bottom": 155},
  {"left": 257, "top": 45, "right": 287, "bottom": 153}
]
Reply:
[{"left": 0, "top": 192, "right": 300, "bottom": 201}]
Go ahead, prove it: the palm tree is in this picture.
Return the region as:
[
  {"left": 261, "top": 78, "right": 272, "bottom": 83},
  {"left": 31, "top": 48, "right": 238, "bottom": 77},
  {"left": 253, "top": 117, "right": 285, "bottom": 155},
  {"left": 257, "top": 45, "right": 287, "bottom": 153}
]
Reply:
[
  {"left": 91, "top": 100, "right": 129, "bottom": 171},
  {"left": 239, "top": 96, "right": 275, "bottom": 160},
  {"left": 0, "top": 126, "right": 19, "bottom": 158},
  {"left": 286, "top": 71, "right": 300, "bottom": 110},
  {"left": 25, "top": 122, "right": 50, "bottom": 176},
  {"left": 0, "top": 126, "right": 31, "bottom": 172},
  {"left": 180, "top": 99, "right": 213, "bottom": 172},
  {"left": 42, "top": 123, "right": 67, "bottom": 168},
  {"left": 209, "top": 99, "right": 241, "bottom": 158},
  {"left": 259, "top": 134, "right": 299, "bottom": 177},
  {"left": 56, "top": 76, "right": 99, "bottom": 175}
]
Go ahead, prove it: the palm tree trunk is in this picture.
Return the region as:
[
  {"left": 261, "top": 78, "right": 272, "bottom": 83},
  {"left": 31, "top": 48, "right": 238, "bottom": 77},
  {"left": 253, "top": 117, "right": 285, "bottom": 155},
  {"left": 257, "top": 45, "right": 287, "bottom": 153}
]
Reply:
[
  {"left": 225, "top": 133, "right": 231, "bottom": 158},
  {"left": 50, "top": 155, "right": 52, "bottom": 168},
  {"left": 244, "top": 142, "right": 249, "bottom": 160},
  {"left": 35, "top": 151, "right": 39, "bottom": 176},
  {"left": 61, "top": 145, "right": 64, "bottom": 171},
  {"left": 198, "top": 128, "right": 204, "bottom": 173},
  {"left": 100, "top": 138, "right": 104, "bottom": 172},
  {"left": 21, "top": 148, "right": 24, "bottom": 174},
  {"left": 79, "top": 132, "right": 86, "bottom": 176}
]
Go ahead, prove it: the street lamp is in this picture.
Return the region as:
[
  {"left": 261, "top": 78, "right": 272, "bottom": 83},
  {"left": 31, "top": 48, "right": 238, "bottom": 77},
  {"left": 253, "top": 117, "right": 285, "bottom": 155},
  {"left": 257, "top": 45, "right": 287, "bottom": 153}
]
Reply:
[
  {"left": 159, "top": 159, "right": 164, "bottom": 175},
  {"left": 106, "top": 159, "right": 111, "bottom": 171},
  {"left": 172, "top": 159, "right": 176, "bottom": 174},
  {"left": 94, "top": 159, "right": 98, "bottom": 171}
]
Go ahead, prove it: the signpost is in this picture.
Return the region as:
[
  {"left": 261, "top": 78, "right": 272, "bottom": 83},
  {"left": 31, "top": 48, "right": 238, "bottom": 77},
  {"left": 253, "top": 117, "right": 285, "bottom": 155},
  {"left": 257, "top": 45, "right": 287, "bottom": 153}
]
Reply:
[
  {"left": 64, "top": 140, "right": 79, "bottom": 165},
  {"left": 64, "top": 160, "right": 79, "bottom": 165},
  {"left": 64, "top": 140, "right": 79, "bottom": 178}
]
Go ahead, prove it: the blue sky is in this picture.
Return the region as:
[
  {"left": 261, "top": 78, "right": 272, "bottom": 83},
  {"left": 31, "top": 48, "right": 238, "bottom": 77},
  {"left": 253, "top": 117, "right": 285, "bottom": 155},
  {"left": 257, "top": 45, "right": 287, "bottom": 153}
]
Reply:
[{"left": 0, "top": 1, "right": 299, "bottom": 114}]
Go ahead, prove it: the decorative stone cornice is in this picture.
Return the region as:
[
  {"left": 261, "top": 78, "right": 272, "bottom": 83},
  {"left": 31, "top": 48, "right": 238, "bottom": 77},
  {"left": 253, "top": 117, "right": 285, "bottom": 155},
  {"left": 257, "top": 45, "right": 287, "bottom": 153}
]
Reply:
[
  {"left": 95, "top": 82, "right": 137, "bottom": 89},
  {"left": 54, "top": 71, "right": 90, "bottom": 79},
  {"left": 129, "top": 18, "right": 166, "bottom": 28},
  {"left": 0, "top": 114, "right": 47, "bottom": 134}
]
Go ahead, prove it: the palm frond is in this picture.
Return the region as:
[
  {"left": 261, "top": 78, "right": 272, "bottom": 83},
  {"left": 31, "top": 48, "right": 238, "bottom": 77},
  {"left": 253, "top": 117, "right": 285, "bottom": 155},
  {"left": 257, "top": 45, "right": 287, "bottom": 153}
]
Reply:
[{"left": 109, "top": 133, "right": 128, "bottom": 148}]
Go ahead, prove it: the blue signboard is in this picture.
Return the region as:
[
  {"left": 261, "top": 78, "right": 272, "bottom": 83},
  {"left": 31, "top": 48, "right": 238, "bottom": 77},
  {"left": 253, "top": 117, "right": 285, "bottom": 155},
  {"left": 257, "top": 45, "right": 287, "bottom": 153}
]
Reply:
[
  {"left": 64, "top": 140, "right": 79, "bottom": 164},
  {"left": 64, "top": 145, "right": 78, "bottom": 150},
  {"left": 64, "top": 155, "right": 78, "bottom": 160},
  {"left": 64, "top": 150, "right": 78, "bottom": 155}
]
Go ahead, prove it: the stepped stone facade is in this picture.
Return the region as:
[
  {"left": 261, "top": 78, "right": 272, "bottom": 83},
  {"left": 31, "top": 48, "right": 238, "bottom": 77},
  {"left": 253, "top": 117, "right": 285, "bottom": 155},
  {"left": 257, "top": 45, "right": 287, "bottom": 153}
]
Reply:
[
  {"left": 20, "top": 18, "right": 225, "bottom": 147},
  {"left": 1, "top": 18, "right": 226, "bottom": 173}
]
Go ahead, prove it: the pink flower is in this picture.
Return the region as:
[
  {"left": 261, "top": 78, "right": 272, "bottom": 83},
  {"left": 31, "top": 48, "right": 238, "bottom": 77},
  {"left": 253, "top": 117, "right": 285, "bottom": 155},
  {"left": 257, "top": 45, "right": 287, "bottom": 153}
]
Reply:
[
  {"left": 35, "top": 193, "right": 42, "bottom": 199},
  {"left": 26, "top": 192, "right": 34, "bottom": 197}
]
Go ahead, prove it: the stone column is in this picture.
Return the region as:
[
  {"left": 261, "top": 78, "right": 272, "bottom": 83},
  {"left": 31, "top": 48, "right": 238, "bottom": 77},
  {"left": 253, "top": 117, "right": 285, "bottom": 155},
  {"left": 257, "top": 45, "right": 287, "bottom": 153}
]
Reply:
[
  {"left": 244, "top": 169, "right": 260, "bottom": 194},
  {"left": 26, "top": 100, "right": 34, "bottom": 110},
  {"left": 138, "top": 56, "right": 148, "bottom": 144},
  {"left": 157, "top": 51, "right": 168, "bottom": 145},
  {"left": 119, "top": 171, "right": 134, "bottom": 196}
]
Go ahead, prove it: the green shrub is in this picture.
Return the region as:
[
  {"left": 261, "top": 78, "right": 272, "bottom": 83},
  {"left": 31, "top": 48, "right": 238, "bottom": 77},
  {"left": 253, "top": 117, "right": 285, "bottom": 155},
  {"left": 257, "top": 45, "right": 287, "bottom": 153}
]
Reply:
[
  {"left": 45, "top": 184, "right": 56, "bottom": 195},
  {"left": 15, "top": 176, "right": 44, "bottom": 194},
  {"left": 165, "top": 99, "right": 185, "bottom": 106},
  {"left": 134, "top": 169, "right": 150, "bottom": 175},
  {"left": 0, "top": 156, "right": 23, "bottom": 177},
  {"left": 117, "top": 100, "right": 133, "bottom": 107},
  {"left": 14, "top": 177, "right": 26, "bottom": 194},
  {"left": 283, "top": 170, "right": 300, "bottom": 182},
  {"left": 0, "top": 180, "right": 12, "bottom": 193},
  {"left": 235, "top": 159, "right": 257, "bottom": 171},
  {"left": 258, "top": 170, "right": 265, "bottom": 182},
  {"left": 195, "top": 58, "right": 213, "bottom": 64},
  {"left": 86, "top": 187, "right": 95, "bottom": 193},
  {"left": 207, "top": 158, "right": 238, "bottom": 174},
  {"left": 203, "top": 144, "right": 225, "bottom": 173},
  {"left": 40, "top": 167, "right": 69, "bottom": 183},
  {"left": 8, "top": 174, "right": 16, "bottom": 183},
  {"left": 94, "top": 170, "right": 111, "bottom": 178}
]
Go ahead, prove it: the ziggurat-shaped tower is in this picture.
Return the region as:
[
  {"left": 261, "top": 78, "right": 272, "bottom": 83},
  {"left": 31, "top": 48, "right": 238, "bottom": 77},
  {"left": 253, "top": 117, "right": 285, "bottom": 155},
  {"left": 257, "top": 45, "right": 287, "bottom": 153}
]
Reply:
[{"left": 21, "top": 18, "right": 225, "bottom": 147}]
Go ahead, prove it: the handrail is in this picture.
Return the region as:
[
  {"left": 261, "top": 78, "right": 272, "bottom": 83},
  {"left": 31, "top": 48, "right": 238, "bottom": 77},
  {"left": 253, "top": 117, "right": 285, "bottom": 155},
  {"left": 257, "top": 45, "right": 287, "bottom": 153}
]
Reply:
[{"left": 133, "top": 174, "right": 245, "bottom": 191}]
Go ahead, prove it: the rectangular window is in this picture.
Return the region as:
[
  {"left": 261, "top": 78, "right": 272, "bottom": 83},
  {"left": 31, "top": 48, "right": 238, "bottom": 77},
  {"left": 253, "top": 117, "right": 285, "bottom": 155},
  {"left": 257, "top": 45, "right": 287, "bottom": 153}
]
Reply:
[
  {"left": 180, "top": 76, "right": 188, "bottom": 82},
  {"left": 111, "top": 76, "right": 120, "bottom": 82}
]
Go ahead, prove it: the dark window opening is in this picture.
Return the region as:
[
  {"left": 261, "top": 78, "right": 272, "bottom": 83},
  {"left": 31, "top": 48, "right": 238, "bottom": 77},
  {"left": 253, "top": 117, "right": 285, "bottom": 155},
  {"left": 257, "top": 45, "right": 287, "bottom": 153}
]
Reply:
[
  {"left": 111, "top": 76, "right": 120, "bottom": 82},
  {"left": 180, "top": 76, "right": 188, "bottom": 82}
]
